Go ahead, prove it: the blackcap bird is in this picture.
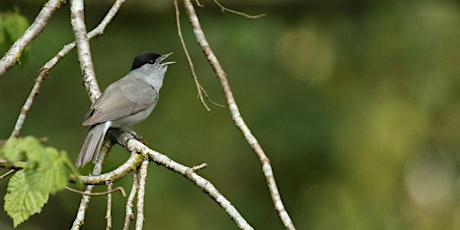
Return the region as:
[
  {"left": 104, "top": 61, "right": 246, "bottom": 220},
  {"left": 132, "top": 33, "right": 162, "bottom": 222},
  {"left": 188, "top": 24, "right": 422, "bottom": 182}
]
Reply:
[{"left": 75, "top": 51, "right": 174, "bottom": 168}]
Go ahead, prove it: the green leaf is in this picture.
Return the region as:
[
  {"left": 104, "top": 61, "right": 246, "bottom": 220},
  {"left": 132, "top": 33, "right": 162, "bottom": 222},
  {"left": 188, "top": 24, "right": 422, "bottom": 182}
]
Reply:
[
  {"left": 0, "top": 11, "right": 30, "bottom": 64},
  {"left": 0, "top": 16, "right": 5, "bottom": 47},
  {"left": 1, "top": 136, "right": 79, "bottom": 226},
  {"left": 2, "top": 13, "right": 29, "bottom": 43},
  {"left": 2, "top": 137, "right": 24, "bottom": 162},
  {"left": 2, "top": 136, "right": 43, "bottom": 163},
  {"left": 4, "top": 171, "right": 49, "bottom": 227},
  {"left": 25, "top": 148, "right": 71, "bottom": 194}
]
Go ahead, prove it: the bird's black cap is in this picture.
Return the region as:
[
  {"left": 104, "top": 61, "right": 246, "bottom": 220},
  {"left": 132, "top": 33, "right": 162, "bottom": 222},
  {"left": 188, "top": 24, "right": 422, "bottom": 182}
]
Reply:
[{"left": 131, "top": 52, "right": 161, "bottom": 70}]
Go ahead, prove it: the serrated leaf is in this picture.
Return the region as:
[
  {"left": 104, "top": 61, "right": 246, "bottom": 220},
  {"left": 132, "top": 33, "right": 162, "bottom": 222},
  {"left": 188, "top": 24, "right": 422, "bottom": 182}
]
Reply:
[
  {"left": 4, "top": 171, "right": 49, "bottom": 227},
  {"left": 2, "top": 136, "right": 77, "bottom": 226},
  {"left": 2, "top": 136, "right": 44, "bottom": 164},
  {"left": 25, "top": 148, "right": 70, "bottom": 194},
  {"left": 2, "top": 137, "right": 24, "bottom": 162}
]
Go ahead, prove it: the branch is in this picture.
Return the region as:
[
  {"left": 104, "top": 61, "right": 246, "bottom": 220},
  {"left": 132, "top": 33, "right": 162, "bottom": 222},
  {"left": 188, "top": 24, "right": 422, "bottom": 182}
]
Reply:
[
  {"left": 211, "top": 0, "right": 265, "bottom": 18},
  {"left": 65, "top": 186, "right": 126, "bottom": 196},
  {"left": 180, "top": 0, "right": 295, "bottom": 229},
  {"left": 0, "top": 0, "right": 64, "bottom": 77},
  {"left": 73, "top": 130, "right": 254, "bottom": 229},
  {"left": 123, "top": 169, "right": 138, "bottom": 230},
  {"left": 70, "top": 0, "right": 99, "bottom": 102},
  {"left": 105, "top": 181, "right": 113, "bottom": 230},
  {"left": 9, "top": 0, "right": 126, "bottom": 138},
  {"left": 80, "top": 132, "right": 254, "bottom": 229},
  {"left": 135, "top": 159, "right": 149, "bottom": 230},
  {"left": 115, "top": 132, "right": 254, "bottom": 230},
  {"left": 9, "top": 70, "right": 48, "bottom": 138},
  {"left": 71, "top": 139, "right": 112, "bottom": 230},
  {"left": 0, "top": 133, "right": 253, "bottom": 229},
  {"left": 174, "top": 0, "right": 211, "bottom": 111},
  {"left": 0, "top": 169, "right": 16, "bottom": 180},
  {"left": 73, "top": 148, "right": 144, "bottom": 185}
]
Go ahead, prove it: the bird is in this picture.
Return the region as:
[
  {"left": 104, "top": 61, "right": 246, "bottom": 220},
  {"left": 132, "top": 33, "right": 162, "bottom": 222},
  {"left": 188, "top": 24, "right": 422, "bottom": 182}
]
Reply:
[{"left": 75, "top": 51, "right": 174, "bottom": 168}]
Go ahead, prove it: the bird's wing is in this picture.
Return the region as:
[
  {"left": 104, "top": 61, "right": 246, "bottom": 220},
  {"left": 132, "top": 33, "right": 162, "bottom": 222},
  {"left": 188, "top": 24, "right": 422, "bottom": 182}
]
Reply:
[{"left": 82, "top": 77, "right": 157, "bottom": 126}]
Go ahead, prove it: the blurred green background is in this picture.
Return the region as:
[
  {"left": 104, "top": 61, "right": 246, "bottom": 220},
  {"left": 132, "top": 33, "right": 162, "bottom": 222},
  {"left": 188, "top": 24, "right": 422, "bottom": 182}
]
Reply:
[{"left": 2, "top": 0, "right": 460, "bottom": 229}]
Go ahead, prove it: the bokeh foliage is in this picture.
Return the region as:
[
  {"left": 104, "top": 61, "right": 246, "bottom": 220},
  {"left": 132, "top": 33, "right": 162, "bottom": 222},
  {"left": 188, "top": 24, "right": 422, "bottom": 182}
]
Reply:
[{"left": 1, "top": 0, "right": 460, "bottom": 229}]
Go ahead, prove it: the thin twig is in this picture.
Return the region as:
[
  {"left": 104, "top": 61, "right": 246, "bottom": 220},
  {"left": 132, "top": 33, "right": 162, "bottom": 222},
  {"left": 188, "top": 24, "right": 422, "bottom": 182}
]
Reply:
[
  {"left": 71, "top": 139, "right": 113, "bottom": 230},
  {"left": 0, "top": 159, "right": 25, "bottom": 170},
  {"left": 195, "top": 0, "right": 203, "bottom": 7},
  {"left": 71, "top": 186, "right": 95, "bottom": 230},
  {"left": 123, "top": 168, "right": 139, "bottom": 230},
  {"left": 9, "top": 0, "right": 126, "bottom": 138},
  {"left": 174, "top": 0, "right": 211, "bottom": 111},
  {"left": 0, "top": 0, "right": 64, "bottom": 77},
  {"left": 10, "top": 71, "right": 48, "bottom": 138},
  {"left": 65, "top": 185, "right": 126, "bottom": 197},
  {"left": 181, "top": 0, "right": 295, "bottom": 229},
  {"left": 212, "top": 0, "right": 265, "bottom": 18},
  {"left": 191, "top": 162, "right": 208, "bottom": 171},
  {"left": 135, "top": 159, "right": 149, "bottom": 230},
  {"left": 106, "top": 181, "right": 113, "bottom": 230},
  {"left": 0, "top": 169, "right": 16, "bottom": 180}
]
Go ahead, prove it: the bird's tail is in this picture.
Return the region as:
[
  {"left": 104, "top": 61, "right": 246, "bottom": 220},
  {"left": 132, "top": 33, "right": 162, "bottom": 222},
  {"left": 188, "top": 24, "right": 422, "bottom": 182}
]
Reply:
[{"left": 76, "top": 121, "right": 111, "bottom": 168}]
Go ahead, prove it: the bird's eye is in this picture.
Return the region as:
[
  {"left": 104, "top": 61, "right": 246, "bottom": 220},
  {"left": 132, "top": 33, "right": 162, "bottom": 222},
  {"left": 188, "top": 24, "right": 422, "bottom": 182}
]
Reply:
[{"left": 149, "top": 60, "right": 155, "bottom": 64}]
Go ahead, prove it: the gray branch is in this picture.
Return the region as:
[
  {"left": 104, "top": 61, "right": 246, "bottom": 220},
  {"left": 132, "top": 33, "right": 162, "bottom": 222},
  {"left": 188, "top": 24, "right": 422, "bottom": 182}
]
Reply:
[
  {"left": 123, "top": 169, "right": 138, "bottom": 230},
  {"left": 181, "top": 0, "right": 296, "bottom": 229},
  {"left": 71, "top": 139, "right": 113, "bottom": 229},
  {"left": 70, "top": 0, "right": 100, "bottom": 101},
  {"left": 105, "top": 180, "right": 113, "bottom": 230},
  {"left": 71, "top": 131, "right": 254, "bottom": 230},
  {"left": 135, "top": 160, "right": 149, "bottom": 230}
]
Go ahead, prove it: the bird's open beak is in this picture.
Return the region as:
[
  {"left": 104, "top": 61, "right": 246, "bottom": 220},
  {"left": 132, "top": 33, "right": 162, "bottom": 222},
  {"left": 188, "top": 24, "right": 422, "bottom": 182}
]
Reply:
[{"left": 160, "top": 52, "right": 175, "bottom": 65}]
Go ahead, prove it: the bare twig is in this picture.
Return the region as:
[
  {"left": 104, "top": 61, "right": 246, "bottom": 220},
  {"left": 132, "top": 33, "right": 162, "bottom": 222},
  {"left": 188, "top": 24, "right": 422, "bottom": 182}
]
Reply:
[
  {"left": 0, "top": 0, "right": 64, "bottom": 77},
  {"left": 65, "top": 185, "right": 126, "bottom": 197},
  {"left": 135, "top": 159, "right": 149, "bottom": 230},
  {"left": 9, "top": 0, "right": 126, "bottom": 138},
  {"left": 71, "top": 186, "right": 95, "bottom": 230},
  {"left": 0, "top": 159, "right": 25, "bottom": 170},
  {"left": 181, "top": 0, "right": 295, "bottom": 229},
  {"left": 0, "top": 169, "right": 16, "bottom": 180},
  {"left": 195, "top": 0, "right": 204, "bottom": 7},
  {"left": 123, "top": 169, "right": 139, "bottom": 230},
  {"left": 191, "top": 162, "right": 208, "bottom": 171},
  {"left": 71, "top": 139, "right": 113, "bottom": 230},
  {"left": 10, "top": 71, "right": 48, "bottom": 138},
  {"left": 211, "top": 0, "right": 265, "bottom": 18},
  {"left": 174, "top": 0, "right": 211, "bottom": 111},
  {"left": 106, "top": 181, "right": 113, "bottom": 230}
]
